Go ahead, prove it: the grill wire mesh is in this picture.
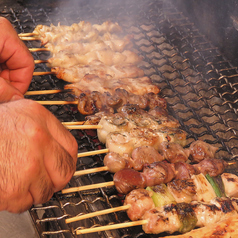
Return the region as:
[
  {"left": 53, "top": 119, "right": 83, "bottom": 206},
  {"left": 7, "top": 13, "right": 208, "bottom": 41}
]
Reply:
[{"left": 1, "top": 0, "right": 238, "bottom": 237}]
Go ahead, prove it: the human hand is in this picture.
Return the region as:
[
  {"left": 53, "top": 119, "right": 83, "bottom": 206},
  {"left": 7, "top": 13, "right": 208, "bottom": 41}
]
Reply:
[
  {"left": 0, "top": 17, "right": 34, "bottom": 95},
  {"left": 0, "top": 99, "right": 78, "bottom": 213}
]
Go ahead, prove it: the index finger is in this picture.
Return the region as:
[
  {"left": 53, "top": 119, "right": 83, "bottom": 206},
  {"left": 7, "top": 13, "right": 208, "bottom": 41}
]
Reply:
[{"left": 0, "top": 17, "right": 34, "bottom": 93}]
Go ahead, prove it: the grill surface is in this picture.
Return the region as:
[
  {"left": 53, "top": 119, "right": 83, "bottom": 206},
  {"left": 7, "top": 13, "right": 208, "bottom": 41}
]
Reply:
[{"left": 1, "top": 0, "right": 238, "bottom": 237}]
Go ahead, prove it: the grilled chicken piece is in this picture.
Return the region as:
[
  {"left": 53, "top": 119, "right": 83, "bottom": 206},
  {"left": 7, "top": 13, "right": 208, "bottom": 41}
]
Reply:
[
  {"left": 167, "top": 179, "right": 197, "bottom": 203},
  {"left": 191, "top": 173, "right": 216, "bottom": 202},
  {"left": 106, "top": 128, "right": 162, "bottom": 156},
  {"left": 113, "top": 168, "right": 146, "bottom": 194},
  {"left": 142, "top": 161, "right": 176, "bottom": 187},
  {"left": 97, "top": 113, "right": 129, "bottom": 143},
  {"left": 124, "top": 189, "right": 155, "bottom": 221},
  {"left": 158, "top": 141, "right": 190, "bottom": 163},
  {"left": 97, "top": 109, "right": 180, "bottom": 144},
  {"left": 166, "top": 214, "right": 238, "bottom": 238},
  {"left": 106, "top": 127, "right": 186, "bottom": 156},
  {"left": 221, "top": 173, "right": 238, "bottom": 197},
  {"left": 142, "top": 203, "right": 195, "bottom": 234},
  {"left": 189, "top": 140, "right": 218, "bottom": 163},
  {"left": 52, "top": 62, "right": 144, "bottom": 83},
  {"left": 103, "top": 152, "right": 133, "bottom": 173},
  {"left": 174, "top": 162, "right": 199, "bottom": 180},
  {"left": 102, "top": 146, "right": 163, "bottom": 173},
  {"left": 113, "top": 161, "right": 175, "bottom": 194},
  {"left": 106, "top": 131, "right": 135, "bottom": 155},
  {"left": 65, "top": 75, "right": 160, "bottom": 96},
  {"left": 193, "top": 158, "right": 228, "bottom": 177},
  {"left": 131, "top": 146, "right": 164, "bottom": 171},
  {"left": 48, "top": 49, "right": 142, "bottom": 68},
  {"left": 192, "top": 197, "right": 237, "bottom": 227}
]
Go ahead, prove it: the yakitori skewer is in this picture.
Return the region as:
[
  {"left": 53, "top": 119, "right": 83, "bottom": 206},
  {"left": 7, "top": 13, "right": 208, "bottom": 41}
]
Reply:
[
  {"left": 66, "top": 204, "right": 130, "bottom": 224},
  {"left": 63, "top": 157, "right": 230, "bottom": 195},
  {"left": 66, "top": 172, "right": 238, "bottom": 236}
]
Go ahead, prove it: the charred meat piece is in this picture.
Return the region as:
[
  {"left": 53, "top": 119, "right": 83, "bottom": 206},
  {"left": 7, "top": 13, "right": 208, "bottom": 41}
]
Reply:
[
  {"left": 167, "top": 179, "right": 197, "bottom": 203},
  {"left": 113, "top": 168, "right": 146, "bottom": 194},
  {"left": 159, "top": 141, "right": 190, "bottom": 163},
  {"left": 189, "top": 140, "right": 218, "bottom": 163},
  {"left": 75, "top": 90, "right": 166, "bottom": 115},
  {"left": 124, "top": 189, "right": 155, "bottom": 221},
  {"left": 131, "top": 145, "right": 164, "bottom": 171},
  {"left": 142, "top": 161, "right": 176, "bottom": 186},
  {"left": 221, "top": 173, "right": 238, "bottom": 198},
  {"left": 193, "top": 158, "right": 228, "bottom": 177},
  {"left": 113, "top": 161, "right": 176, "bottom": 194},
  {"left": 103, "top": 152, "right": 133, "bottom": 173}
]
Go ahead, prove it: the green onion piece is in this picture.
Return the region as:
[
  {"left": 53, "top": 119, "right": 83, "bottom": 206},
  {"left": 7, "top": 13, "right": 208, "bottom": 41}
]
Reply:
[
  {"left": 146, "top": 184, "right": 176, "bottom": 208},
  {"left": 205, "top": 174, "right": 223, "bottom": 197},
  {"left": 213, "top": 175, "right": 226, "bottom": 197},
  {"left": 176, "top": 203, "right": 198, "bottom": 233}
]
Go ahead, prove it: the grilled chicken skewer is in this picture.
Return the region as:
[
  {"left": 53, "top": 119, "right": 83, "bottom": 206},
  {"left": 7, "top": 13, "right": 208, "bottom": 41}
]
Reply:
[
  {"left": 34, "top": 89, "right": 166, "bottom": 116},
  {"left": 67, "top": 172, "right": 238, "bottom": 224},
  {"left": 73, "top": 140, "right": 211, "bottom": 176},
  {"left": 31, "top": 21, "right": 123, "bottom": 45},
  {"left": 74, "top": 138, "right": 219, "bottom": 176},
  {"left": 51, "top": 62, "right": 144, "bottom": 83},
  {"left": 62, "top": 158, "right": 227, "bottom": 194},
  {"left": 71, "top": 178, "right": 238, "bottom": 234}
]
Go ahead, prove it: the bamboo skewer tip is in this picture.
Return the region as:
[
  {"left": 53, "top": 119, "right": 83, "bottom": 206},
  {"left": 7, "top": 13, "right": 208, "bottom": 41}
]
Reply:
[
  {"left": 61, "top": 181, "right": 114, "bottom": 194},
  {"left": 65, "top": 204, "right": 131, "bottom": 224},
  {"left": 76, "top": 220, "right": 148, "bottom": 235},
  {"left": 73, "top": 166, "right": 109, "bottom": 177}
]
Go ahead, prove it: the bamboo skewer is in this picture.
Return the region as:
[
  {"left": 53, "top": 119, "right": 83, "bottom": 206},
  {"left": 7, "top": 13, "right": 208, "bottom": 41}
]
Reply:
[
  {"left": 61, "top": 181, "right": 114, "bottom": 194},
  {"left": 34, "top": 59, "right": 48, "bottom": 64},
  {"left": 76, "top": 220, "right": 148, "bottom": 235},
  {"left": 74, "top": 166, "right": 108, "bottom": 177},
  {"left": 62, "top": 121, "right": 85, "bottom": 126},
  {"left": 19, "top": 36, "right": 41, "bottom": 41},
  {"left": 65, "top": 125, "right": 102, "bottom": 130},
  {"left": 29, "top": 48, "right": 50, "bottom": 52},
  {"left": 77, "top": 149, "right": 109, "bottom": 158},
  {"left": 37, "top": 100, "right": 78, "bottom": 105},
  {"left": 24, "top": 89, "right": 62, "bottom": 95},
  {"left": 66, "top": 204, "right": 131, "bottom": 224},
  {"left": 33, "top": 71, "right": 54, "bottom": 76},
  {"left": 18, "top": 32, "right": 39, "bottom": 37}
]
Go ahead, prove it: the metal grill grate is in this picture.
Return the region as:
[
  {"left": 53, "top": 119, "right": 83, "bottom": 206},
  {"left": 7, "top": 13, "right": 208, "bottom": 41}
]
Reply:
[{"left": 1, "top": 0, "right": 238, "bottom": 237}]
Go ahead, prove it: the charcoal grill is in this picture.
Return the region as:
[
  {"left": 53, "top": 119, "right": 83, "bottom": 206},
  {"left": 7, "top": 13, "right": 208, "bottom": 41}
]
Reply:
[{"left": 1, "top": 0, "right": 238, "bottom": 237}]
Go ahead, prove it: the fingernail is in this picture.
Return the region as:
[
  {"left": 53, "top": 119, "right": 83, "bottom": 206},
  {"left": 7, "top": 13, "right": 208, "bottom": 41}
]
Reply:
[{"left": 10, "top": 94, "right": 23, "bottom": 101}]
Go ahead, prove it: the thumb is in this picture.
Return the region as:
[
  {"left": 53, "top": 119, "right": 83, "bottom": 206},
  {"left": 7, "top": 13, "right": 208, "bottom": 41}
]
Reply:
[{"left": 0, "top": 77, "right": 24, "bottom": 103}]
